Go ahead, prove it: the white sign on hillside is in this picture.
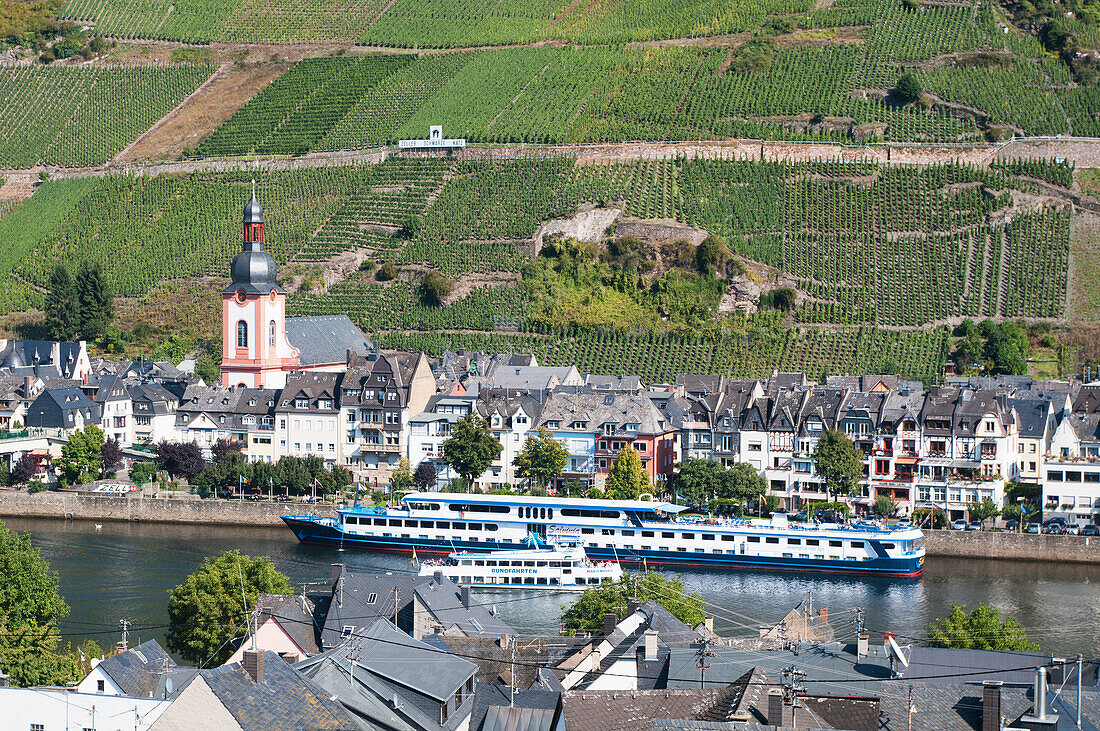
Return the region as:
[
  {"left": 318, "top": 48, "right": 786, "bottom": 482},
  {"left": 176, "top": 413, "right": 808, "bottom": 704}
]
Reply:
[{"left": 398, "top": 125, "right": 466, "bottom": 150}]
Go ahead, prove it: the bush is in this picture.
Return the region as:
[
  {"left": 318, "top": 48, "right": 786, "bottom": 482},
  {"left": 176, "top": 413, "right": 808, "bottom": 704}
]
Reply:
[
  {"left": 760, "top": 287, "right": 796, "bottom": 311},
  {"left": 420, "top": 271, "right": 455, "bottom": 306},
  {"left": 895, "top": 73, "right": 922, "bottom": 103},
  {"left": 376, "top": 261, "right": 399, "bottom": 281},
  {"left": 695, "top": 235, "right": 730, "bottom": 274}
]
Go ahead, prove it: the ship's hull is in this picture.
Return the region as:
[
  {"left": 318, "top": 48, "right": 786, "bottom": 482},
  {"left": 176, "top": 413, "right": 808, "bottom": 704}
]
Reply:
[{"left": 282, "top": 515, "right": 923, "bottom": 578}]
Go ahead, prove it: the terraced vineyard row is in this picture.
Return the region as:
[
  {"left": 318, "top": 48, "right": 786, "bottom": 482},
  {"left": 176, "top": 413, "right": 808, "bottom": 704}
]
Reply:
[
  {"left": 374, "top": 324, "right": 951, "bottom": 384},
  {"left": 0, "top": 157, "right": 1073, "bottom": 337},
  {"left": 0, "top": 64, "right": 214, "bottom": 168},
  {"left": 192, "top": 8, "right": 1085, "bottom": 156},
  {"left": 2, "top": 167, "right": 370, "bottom": 298}
]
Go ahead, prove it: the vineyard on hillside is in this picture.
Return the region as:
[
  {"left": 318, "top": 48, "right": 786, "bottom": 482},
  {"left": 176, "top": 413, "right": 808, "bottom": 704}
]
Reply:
[
  {"left": 374, "top": 324, "right": 952, "bottom": 384},
  {"left": 0, "top": 64, "right": 214, "bottom": 168},
  {"left": 70, "top": 0, "right": 1092, "bottom": 152},
  {"left": 0, "top": 156, "right": 1072, "bottom": 333},
  {"left": 0, "top": 153, "right": 1073, "bottom": 381}
]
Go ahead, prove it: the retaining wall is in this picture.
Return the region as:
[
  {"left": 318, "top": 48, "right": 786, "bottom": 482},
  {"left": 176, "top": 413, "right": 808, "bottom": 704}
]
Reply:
[
  {"left": 923, "top": 529, "right": 1100, "bottom": 564},
  {"left": 0, "top": 490, "right": 336, "bottom": 527}
]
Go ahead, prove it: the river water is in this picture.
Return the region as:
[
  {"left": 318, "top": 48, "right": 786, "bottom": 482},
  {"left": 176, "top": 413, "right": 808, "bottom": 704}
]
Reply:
[{"left": 8, "top": 517, "right": 1100, "bottom": 658}]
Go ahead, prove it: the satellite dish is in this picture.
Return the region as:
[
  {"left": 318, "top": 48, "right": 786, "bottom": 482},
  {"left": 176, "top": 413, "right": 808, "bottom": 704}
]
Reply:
[
  {"left": 886, "top": 635, "right": 909, "bottom": 669},
  {"left": 90, "top": 658, "right": 100, "bottom": 669},
  {"left": 165, "top": 678, "right": 174, "bottom": 695}
]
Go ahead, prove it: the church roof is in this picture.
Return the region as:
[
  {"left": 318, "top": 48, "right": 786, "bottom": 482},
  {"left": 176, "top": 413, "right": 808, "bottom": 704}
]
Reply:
[{"left": 284, "top": 316, "right": 374, "bottom": 367}]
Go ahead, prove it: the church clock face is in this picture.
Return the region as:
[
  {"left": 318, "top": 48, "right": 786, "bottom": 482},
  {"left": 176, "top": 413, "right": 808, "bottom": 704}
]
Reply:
[
  {"left": 270, "top": 289, "right": 278, "bottom": 301},
  {"left": 235, "top": 289, "right": 247, "bottom": 304}
]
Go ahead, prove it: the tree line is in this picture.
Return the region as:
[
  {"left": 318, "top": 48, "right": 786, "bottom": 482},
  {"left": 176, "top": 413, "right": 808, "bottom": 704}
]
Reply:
[{"left": 44, "top": 263, "right": 114, "bottom": 342}]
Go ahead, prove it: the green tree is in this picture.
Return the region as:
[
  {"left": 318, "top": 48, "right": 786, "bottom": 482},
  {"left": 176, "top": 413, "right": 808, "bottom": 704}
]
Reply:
[
  {"left": 166, "top": 551, "right": 293, "bottom": 665},
  {"left": 873, "top": 494, "right": 898, "bottom": 517},
  {"left": 813, "top": 430, "right": 863, "bottom": 499},
  {"left": 722, "top": 462, "right": 767, "bottom": 501},
  {"left": 129, "top": 460, "right": 158, "bottom": 486},
  {"left": 605, "top": 445, "right": 650, "bottom": 500},
  {"left": 420, "top": 271, "right": 455, "bottom": 306},
  {"left": 59, "top": 425, "right": 105, "bottom": 485},
  {"left": 391, "top": 458, "right": 414, "bottom": 492},
  {"left": 0, "top": 523, "right": 80, "bottom": 687},
  {"left": 968, "top": 496, "right": 1000, "bottom": 528},
  {"left": 441, "top": 415, "right": 502, "bottom": 490},
  {"left": 560, "top": 571, "right": 706, "bottom": 634},
  {"left": 513, "top": 427, "right": 568, "bottom": 491},
  {"left": 673, "top": 458, "right": 724, "bottom": 504},
  {"left": 895, "top": 72, "right": 922, "bottom": 103},
  {"left": 695, "top": 235, "right": 729, "bottom": 275},
  {"left": 76, "top": 263, "right": 113, "bottom": 341},
  {"left": 927, "top": 602, "right": 1039, "bottom": 651},
  {"left": 45, "top": 265, "right": 79, "bottom": 342}
]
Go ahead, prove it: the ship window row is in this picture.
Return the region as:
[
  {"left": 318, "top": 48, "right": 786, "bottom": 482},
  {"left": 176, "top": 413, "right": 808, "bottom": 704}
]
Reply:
[
  {"left": 344, "top": 516, "right": 497, "bottom": 531},
  {"left": 460, "top": 559, "right": 572, "bottom": 567},
  {"left": 449, "top": 503, "right": 511, "bottom": 514},
  {"left": 559, "top": 508, "right": 620, "bottom": 519}
]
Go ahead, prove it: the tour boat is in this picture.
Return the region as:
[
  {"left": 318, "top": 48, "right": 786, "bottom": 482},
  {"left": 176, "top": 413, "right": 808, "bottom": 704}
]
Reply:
[
  {"left": 416, "top": 543, "right": 623, "bottom": 590},
  {"left": 284, "top": 492, "right": 924, "bottom": 577}
]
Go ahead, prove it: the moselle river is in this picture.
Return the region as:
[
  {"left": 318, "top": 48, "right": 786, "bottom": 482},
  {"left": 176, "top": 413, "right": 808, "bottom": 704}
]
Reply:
[{"left": 8, "top": 517, "right": 1100, "bottom": 658}]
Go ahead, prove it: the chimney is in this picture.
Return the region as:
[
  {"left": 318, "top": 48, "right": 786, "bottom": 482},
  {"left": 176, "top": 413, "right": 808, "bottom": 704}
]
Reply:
[
  {"left": 461, "top": 586, "right": 471, "bottom": 610},
  {"left": 498, "top": 634, "right": 511, "bottom": 650},
  {"left": 626, "top": 598, "right": 640, "bottom": 616},
  {"left": 331, "top": 563, "right": 345, "bottom": 586},
  {"left": 22, "top": 376, "right": 31, "bottom": 399},
  {"left": 1020, "top": 667, "right": 1059, "bottom": 729},
  {"left": 242, "top": 649, "right": 264, "bottom": 684},
  {"left": 818, "top": 607, "right": 828, "bottom": 624},
  {"left": 434, "top": 570, "right": 444, "bottom": 585},
  {"left": 603, "top": 612, "right": 618, "bottom": 637},
  {"left": 982, "top": 681, "right": 1002, "bottom": 731},
  {"left": 857, "top": 633, "right": 869, "bottom": 658},
  {"left": 643, "top": 629, "right": 658, "bottom": 662},
  {"left": 704, "top": 615, "right": 714, "bottom": 633},
  {"left": 768, "top": 688, "right": 785, "bottom": 726}
]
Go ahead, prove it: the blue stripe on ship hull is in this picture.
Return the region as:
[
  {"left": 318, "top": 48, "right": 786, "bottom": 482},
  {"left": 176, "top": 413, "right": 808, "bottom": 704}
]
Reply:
[{"left": 282, "top": 517, "right": 923, "bottom": 578}]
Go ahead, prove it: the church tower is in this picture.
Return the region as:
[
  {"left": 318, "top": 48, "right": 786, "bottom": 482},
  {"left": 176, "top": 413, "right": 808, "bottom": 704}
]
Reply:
[{"left": 220, "top": 186, "right": 299, "bottom": 389}]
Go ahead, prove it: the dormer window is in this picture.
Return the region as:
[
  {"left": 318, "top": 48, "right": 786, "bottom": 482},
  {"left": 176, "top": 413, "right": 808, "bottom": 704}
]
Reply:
[
  {"left": 319, "top": 399, "right": 332, "bottom": 410},
  {"left": 571, "top": 421, "right": 587, "bottom": 430},
  {"left": 295, "top": 399, "right": 308, "bottom": 409},
  {"left": 625, "top": 423, "right": 639, "bottom": 432},
  {"left": 546, "top": 420, "right": 561, "bottom": 429}
]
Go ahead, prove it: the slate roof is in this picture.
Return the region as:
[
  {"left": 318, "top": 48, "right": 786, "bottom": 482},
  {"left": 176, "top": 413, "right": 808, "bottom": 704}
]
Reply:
[
  {"left": 284, "top": 315, "right": 373, "bottom": 367},
  {"left": 559, "top": 689, "right": 734, "bottom": 731},
  {"left": 278, "top": 371, "right": 340, "bottom": 412},
  {"left": 307, "top": 619, "right": 477, "bottom": 703},
  {"left": 96, "top": 639, "right": 190, "bottom": 699},
  {"left": 538, "top": 389, "right": 672, "bottom": 435},
  {"left": 0, "top": 340, "right": 83, "bottom": 375},
  {"left": 878, "top": 681, "right": 1032, "bottom": 731},
  {"left": 666, "top": 643, "right": 892, "bottom": 698},
  {"left": 585, "top": 374, "right": 643, "bottom": 392},
  {"left": 28, "top": 386, "right": 101, "bottom": 427},
  {"left": 897, "top": 647, "right": 1047, "bottom": 686},
  {"left": 255, "top": 593, "right": 320, "bottom": 656},
  {"left": 470, "top": 685, "right": 562, "bottom": 731},
  {"left": 321, "top": 572, "right": 513, "bottom": 649},
  {"left": 201, "top": 650, "right": 362, "bottom": 730}
]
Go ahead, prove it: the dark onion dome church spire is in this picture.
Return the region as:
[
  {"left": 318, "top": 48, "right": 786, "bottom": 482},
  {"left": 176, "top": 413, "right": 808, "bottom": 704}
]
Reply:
[{"left": 223, "top": 181, "right": 285, "bottom": 296}]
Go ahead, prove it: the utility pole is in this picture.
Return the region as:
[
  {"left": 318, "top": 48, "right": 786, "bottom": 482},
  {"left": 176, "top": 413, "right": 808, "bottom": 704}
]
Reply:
[
  {"left": 393, "top": 586, "right": 400, "bottom": 630},
  {"left": 1078, "top": 654, "right": 1083, "bottom": 729},
  {"left": 695, "top": 638, "right": 714, "bottom": 689},
  {"left": 119, "top": 619, "right": 130, "bottom": 651},
  {"left": 855, "top": 607, "right": 865, "bottom": 636}
]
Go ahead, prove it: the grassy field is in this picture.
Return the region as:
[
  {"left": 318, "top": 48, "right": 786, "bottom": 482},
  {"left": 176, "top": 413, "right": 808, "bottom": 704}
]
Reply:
[{"left": 0, "top": 64, "right": 214, "bottom": 168}]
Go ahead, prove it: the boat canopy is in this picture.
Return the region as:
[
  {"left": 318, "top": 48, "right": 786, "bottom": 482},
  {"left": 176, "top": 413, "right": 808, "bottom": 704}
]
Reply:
[{"left": 401, "top": 491, "right": 687, "bottom": 514}]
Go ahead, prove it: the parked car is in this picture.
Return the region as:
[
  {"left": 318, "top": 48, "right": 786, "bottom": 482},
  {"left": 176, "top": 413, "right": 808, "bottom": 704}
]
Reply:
[
  {"left": 951, "top": 519, "right": 968, "bottom": 530},
  {"left": 1081, "top": 524, "right": 1099, "bottom": 537},
  {"left": 966, "top": 521, "right": 983, "bottom": 531},
  {"left": 1043, "top": 523, "right": 1064, "bottom": 534},
  {"left": 1003, "top": 519, "right": 1019, "bottom": 531},
  {"left": 1026, "top": 523, "right": 1041, "bottom": 534},
  {"left": 1065, "top": 524, "right": 1080, "bottom": 535},
  {"left": 1043, "top": 517, "right": 1068, "bottom": 528}
]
